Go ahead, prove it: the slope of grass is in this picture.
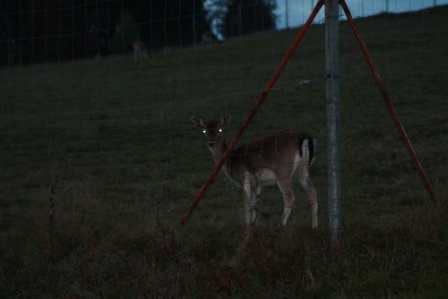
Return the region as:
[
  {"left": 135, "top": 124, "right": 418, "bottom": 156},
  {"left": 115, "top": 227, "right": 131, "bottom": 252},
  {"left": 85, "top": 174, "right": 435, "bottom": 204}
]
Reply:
[{"left": 1, "top": 5, "right": 447, "bottom": 298}]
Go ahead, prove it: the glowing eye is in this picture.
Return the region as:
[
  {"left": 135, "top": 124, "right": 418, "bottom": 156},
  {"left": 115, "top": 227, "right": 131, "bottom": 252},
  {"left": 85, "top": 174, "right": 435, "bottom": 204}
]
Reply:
[
  {"left": 218, "top": 129, "right": 223, "bottom": 133},
  {"left": 202, "top": 130, "right": 207, "bottom": 134}
]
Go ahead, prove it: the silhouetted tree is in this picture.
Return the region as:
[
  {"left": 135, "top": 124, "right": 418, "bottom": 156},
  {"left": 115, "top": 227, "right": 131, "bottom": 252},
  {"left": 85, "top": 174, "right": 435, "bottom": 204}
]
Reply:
[
  {"left": 224, "top": 0, "right": 276, "bottom": 38},
  {"left": 0, "top": 0, "right": 209, "bottom": 65},
  {"left": 0, "top": 0, "right": 22, "bottom": 64},
  {"left": 127, "top": 0, "right": 207, "bottom": 50},
  {"left": 0, "top": 0, "right": 124, "bottom": 64}
]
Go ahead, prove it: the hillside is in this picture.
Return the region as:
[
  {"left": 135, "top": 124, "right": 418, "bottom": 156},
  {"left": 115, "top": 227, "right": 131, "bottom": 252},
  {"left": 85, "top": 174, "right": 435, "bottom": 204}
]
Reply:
[{"left": 1, "top": 5, "right": 447, "bottom": 298}]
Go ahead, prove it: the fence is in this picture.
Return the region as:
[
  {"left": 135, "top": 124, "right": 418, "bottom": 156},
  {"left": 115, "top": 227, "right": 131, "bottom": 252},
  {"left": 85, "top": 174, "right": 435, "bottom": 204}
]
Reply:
[
  {"left": 1, "top": 0, "right": 446, "bottom": 233},
  {"left": 1, "top": 1, "right": 447, "bottom": 296}
]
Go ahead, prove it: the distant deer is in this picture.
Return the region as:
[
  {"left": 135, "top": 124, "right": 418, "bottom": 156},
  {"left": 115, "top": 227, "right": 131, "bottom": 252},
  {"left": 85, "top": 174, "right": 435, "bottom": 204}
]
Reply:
[
  {"left": 201, "top": 30, "right": 223, "bottom": 46},
  {"left": 132, "top": 40, "right": 149, "bottom": 61},
  {"left": 191, "top": 114, "right": 318, "bottom": 227}
]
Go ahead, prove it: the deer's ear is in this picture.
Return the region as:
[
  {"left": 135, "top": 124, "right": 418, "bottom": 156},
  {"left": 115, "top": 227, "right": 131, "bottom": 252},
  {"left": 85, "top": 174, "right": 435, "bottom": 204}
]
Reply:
[
  {"left": 221, "top": 114, "right": 231, "bottom": 126},
  {"left": 191, "top": 116, "right": 204, "bottom": 128}
]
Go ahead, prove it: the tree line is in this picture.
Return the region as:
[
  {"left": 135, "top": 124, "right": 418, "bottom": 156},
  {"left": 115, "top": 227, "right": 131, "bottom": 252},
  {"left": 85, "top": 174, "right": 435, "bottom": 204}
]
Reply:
[{"left": 0, "top": 0, "right": 276, "bottom": 65}]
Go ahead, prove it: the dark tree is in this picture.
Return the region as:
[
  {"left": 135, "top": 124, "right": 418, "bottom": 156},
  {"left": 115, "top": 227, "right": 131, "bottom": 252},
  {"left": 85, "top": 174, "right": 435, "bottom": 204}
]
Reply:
[
  {"left": 0, "top": 0, "right": 124, "bottom": 64},
  {"left": 0, "top": 0, "right": 22, "bottom": 64},
  {"left": 126, "top": 0, "right": 207, "bottom": 50},
  {"left": 0, "top": 0, "right": 209, "bottom": 65},
  {"left": 224, "top": 0, "right": 276, "bottom": 38}
]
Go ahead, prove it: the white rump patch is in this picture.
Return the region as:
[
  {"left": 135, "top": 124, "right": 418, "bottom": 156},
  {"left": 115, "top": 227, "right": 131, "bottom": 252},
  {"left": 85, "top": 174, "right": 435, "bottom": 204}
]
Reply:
[{"left": 258, "top": 169, "right": 277, "bottom": 186}]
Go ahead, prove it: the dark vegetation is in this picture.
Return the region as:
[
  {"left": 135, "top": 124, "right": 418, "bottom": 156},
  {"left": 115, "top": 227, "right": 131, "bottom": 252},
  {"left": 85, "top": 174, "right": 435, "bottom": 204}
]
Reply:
[
  {"left": 1, "top": 5, "right": 448, "bottom": 298},
  {"left": 0, "top": 0, "right": 276, "bottom": 65}
]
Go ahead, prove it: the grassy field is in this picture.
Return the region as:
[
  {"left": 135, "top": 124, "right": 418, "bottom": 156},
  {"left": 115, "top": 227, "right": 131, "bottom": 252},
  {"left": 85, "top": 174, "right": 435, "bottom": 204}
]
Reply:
[{"left": 1, "top": 5, "right": 448, "bottom": 298}]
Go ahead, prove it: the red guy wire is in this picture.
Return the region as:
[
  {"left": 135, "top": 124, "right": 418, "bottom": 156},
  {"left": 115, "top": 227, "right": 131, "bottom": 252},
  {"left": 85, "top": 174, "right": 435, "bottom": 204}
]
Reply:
[
  {"left": 179, "top": 0, "right": 326, "bottom": 227},
  {"left": 339, "top": 0, "right": 437, "bottom": 205}
]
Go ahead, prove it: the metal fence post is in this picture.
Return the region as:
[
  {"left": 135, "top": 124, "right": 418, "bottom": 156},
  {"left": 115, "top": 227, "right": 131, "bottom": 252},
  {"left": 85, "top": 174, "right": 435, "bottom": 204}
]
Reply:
[{"left": 325, "top": 0, "right": 343, "bottom": 245}]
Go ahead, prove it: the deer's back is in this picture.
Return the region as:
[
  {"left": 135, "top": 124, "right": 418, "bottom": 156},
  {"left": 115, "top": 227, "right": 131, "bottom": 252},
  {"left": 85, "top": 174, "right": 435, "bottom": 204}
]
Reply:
[{"left": 228, "top": 129, "right": 311, "bottom": 176}]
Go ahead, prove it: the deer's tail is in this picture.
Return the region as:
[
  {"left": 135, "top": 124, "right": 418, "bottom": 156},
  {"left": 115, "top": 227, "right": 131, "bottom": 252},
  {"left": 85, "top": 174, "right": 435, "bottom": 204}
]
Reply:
[{"left": 299, "top": 135, "right": 317, "bottom": 165}]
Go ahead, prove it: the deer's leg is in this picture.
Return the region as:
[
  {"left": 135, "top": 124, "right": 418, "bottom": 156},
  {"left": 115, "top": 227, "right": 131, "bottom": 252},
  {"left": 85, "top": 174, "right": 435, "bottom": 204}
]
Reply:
[
  {"left": 242, "top": 172, "right": 258, "bottom": 225},
  {"left": 253, "top": 184, "right": 261, "bottom": 222},
  {"left": 297, "top": 167, "right": 318, "bottom": 229},
  {"left": 255, "top": 184, "right": 262, "bottom": 205},
  {"left": 277, "top": 179, "right": 296, "bottom": 226}
]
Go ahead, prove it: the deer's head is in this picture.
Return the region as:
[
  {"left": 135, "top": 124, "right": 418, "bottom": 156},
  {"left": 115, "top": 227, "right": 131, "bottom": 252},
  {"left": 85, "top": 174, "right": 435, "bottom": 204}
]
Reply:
[{"left": 191, "top": 114, "right": 231, "bottom": 148}]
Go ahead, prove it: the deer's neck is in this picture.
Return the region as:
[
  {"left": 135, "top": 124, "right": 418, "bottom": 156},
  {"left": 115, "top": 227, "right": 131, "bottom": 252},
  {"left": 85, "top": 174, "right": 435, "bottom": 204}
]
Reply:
[
  {"left": 209, "top": 139, "right": 240, "bottom": 186},
  {"left": 209, "top": 139, "right": 228, "bottom": 164}
]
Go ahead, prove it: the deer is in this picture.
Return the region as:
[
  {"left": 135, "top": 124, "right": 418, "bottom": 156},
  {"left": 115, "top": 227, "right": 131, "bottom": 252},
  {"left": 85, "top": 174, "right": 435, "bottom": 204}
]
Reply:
[
  {"left": 201, "top": 30, "right": 223, "bottom": 46},
  {"left": 191, "top": 114, "right": 318, "bottom": 228},
  {"left": 132, "top": 40, "right": 149, "bottom": 61}
]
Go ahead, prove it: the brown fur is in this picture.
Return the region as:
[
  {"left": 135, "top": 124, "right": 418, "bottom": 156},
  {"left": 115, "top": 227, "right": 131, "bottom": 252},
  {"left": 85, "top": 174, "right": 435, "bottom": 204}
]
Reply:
[{"left": 192, "top": 114, "right": 318, "bottom": 227}]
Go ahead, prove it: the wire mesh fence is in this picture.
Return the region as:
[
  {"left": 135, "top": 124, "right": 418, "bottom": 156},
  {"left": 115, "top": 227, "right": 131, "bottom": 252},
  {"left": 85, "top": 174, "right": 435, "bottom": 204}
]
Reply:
[
  {"left": 1, "top": 1, "right": 448, "bottom": 297},
  {"left": 1, "top": 0, "right": 447, "bottom": 229}
]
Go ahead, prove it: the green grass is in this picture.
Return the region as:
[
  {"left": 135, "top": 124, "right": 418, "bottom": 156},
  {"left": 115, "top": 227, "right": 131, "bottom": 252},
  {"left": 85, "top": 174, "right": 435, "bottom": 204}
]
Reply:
[{"left": 1, "top": 6, "right": 448, "bottom": 298}]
